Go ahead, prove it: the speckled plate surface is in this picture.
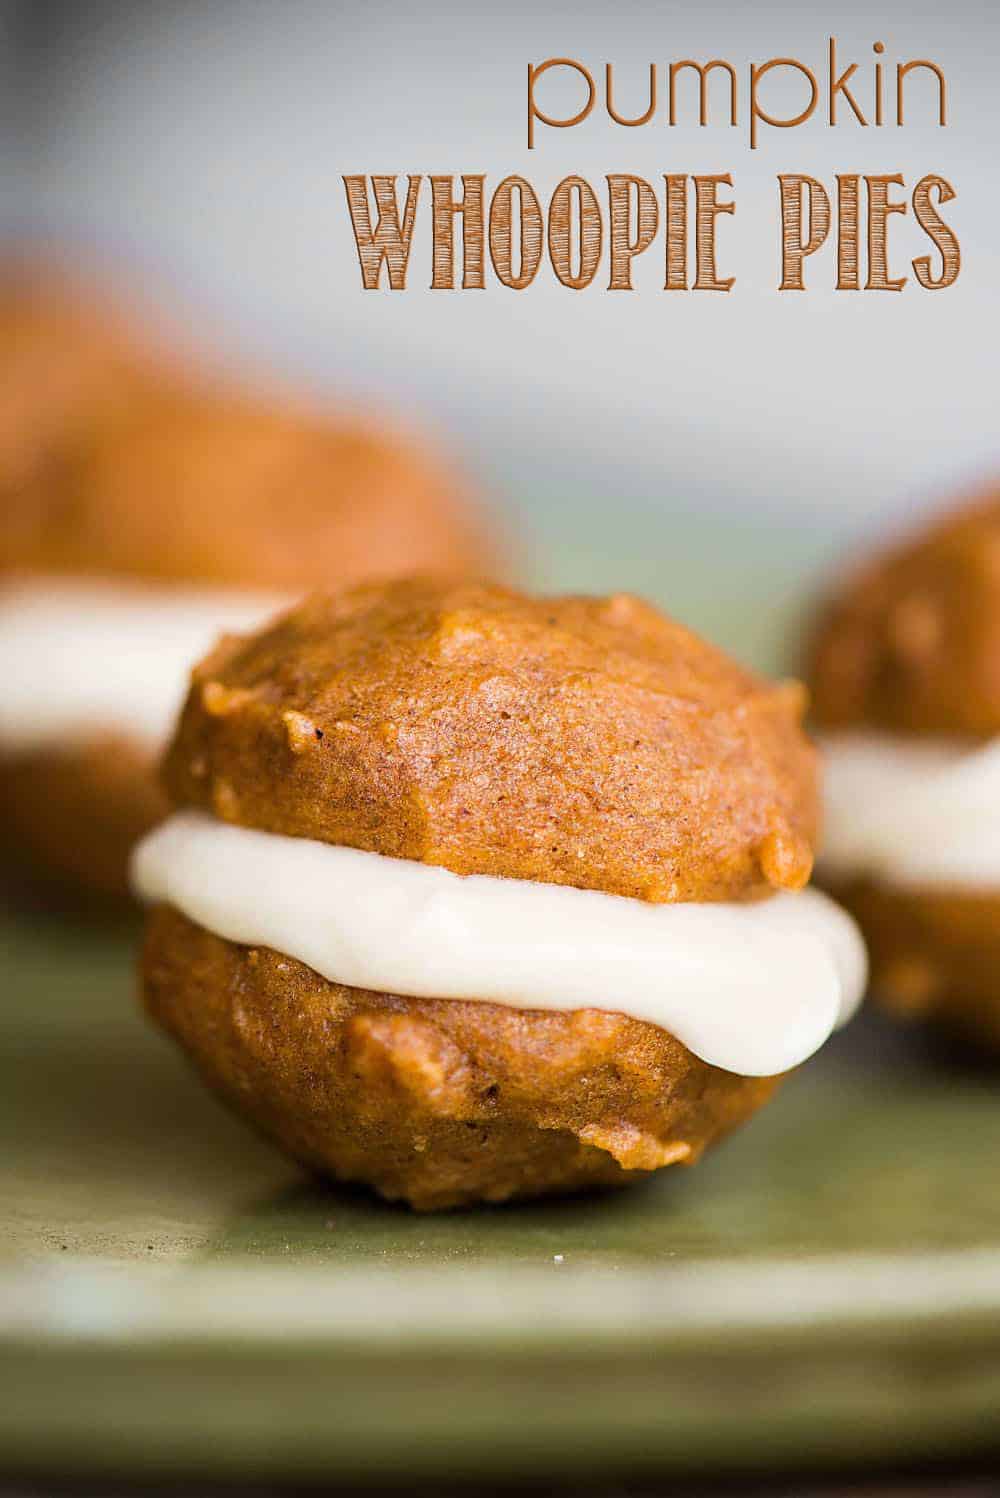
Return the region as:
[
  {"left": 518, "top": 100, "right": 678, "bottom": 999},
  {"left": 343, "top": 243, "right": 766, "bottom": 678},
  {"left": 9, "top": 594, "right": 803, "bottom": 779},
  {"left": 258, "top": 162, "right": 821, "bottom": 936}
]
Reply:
[{"left": 2, "top": 907, "right": 1000, "bottom": 1483}]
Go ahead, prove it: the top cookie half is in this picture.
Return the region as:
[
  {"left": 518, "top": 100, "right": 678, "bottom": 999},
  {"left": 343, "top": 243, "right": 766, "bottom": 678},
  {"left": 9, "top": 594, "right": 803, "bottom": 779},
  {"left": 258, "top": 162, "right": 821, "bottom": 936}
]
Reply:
[
  {"left": 808, "top": 488, "right": 1000, "bottom": 739},
  {"left": 0, "top": 265, "right": 493, "bottom": 590},
  {"left": 164, "top": 578, "right": 819, "bottom": 903}
]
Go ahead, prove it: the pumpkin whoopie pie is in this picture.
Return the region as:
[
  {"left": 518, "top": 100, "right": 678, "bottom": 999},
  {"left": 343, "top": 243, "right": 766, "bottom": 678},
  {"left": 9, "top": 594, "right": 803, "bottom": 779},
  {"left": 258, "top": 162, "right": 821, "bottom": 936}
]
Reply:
[
  {"left": 807, "top": 485, "right": 1000, "bottom": 1045},
  {"left": 0, "top": 270, "right": 491, "bottom": 904},
  {"left": 133, "top": 579, "right": 865, "bottom": 1208}
]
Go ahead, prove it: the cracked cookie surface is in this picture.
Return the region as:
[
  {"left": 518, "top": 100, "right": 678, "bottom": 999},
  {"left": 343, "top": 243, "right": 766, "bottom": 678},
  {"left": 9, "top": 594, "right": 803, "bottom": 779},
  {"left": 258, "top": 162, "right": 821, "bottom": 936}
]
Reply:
[{"left": 166, "top": 578, "right": 819, "bottom": 904}]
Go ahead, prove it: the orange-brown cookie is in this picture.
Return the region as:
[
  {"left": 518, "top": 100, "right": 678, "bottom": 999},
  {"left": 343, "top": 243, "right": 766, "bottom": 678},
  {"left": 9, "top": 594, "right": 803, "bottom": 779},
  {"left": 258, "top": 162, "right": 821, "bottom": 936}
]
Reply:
[
  {"left": 0, "top": 735, "right": 168, "bottom": 907},
  {"left": 2, "top": 384, "right": 489, "bottom": 590},
  {"left": 144, "top": 904, "right": 779, "bottom": 1210},
  {"left": 808, "top": 487, "right": 1000, "bottom": 739},
  {"left": 807, "top": 485, "right": 1000, "bottom": 1047},
  {"left": 165, "top": 579, "right": 819, "bottom": 903},
  {"left": 137, "top": 579, "right": 850, "bottom": 1209},
  {"left": 823, "top": 879, "right": 1000, "bottom": 1048},
  {"left": 0, "top": 268, "right": 493, "bottom": 906}
]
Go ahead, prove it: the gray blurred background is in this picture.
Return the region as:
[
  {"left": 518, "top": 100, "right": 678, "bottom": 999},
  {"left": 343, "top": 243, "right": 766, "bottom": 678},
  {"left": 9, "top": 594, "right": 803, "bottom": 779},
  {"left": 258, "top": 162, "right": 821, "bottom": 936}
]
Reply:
[{"left": 2, "top": 0, "right": 997, "bottom": 670}]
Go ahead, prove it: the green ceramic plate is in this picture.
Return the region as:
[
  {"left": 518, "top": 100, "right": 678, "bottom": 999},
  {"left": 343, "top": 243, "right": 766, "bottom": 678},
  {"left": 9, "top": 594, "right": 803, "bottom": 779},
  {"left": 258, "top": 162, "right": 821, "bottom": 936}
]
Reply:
[{"left": 2, "top": 908, "right": 1000, "bottom": 1483}]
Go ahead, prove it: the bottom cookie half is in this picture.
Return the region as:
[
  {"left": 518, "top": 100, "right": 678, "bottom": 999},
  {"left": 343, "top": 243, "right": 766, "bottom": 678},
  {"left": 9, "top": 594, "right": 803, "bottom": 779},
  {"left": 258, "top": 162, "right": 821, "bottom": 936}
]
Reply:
[
  {"left": 142, "top": 905, "right": 781, "bottom": 1210},
  {"left": 830, "top": 878, "right": 1000, "bottom": 1050},
  {"left": 0, "top": 734, "right": 167, "bottom": 907}
]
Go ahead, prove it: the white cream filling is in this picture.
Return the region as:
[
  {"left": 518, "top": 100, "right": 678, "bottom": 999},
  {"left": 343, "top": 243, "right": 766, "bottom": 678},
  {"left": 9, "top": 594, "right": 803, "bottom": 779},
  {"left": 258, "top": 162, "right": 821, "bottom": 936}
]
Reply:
[
  {"left": 132, "top": 811, "right": 867, "bottom": 1077},
  {"left": 0, "top": 579, "right": 289, "bottom": 752},
  {"left": 819, "top": 732, "right": 1000, "bottom": 890}
]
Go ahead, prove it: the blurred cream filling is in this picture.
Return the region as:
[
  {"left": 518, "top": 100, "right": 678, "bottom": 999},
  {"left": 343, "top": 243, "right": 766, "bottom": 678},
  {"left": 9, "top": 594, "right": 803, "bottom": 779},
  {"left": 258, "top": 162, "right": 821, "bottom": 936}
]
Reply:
[
  {"left": 0, "top": 578, "right": 289, "bottom": 752},
  {"left": 132, "top": 811, "right": 867, "bottom": 1077},
  {"left": 819, "top": 732, "right": 1000, "bottom": 889}
]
